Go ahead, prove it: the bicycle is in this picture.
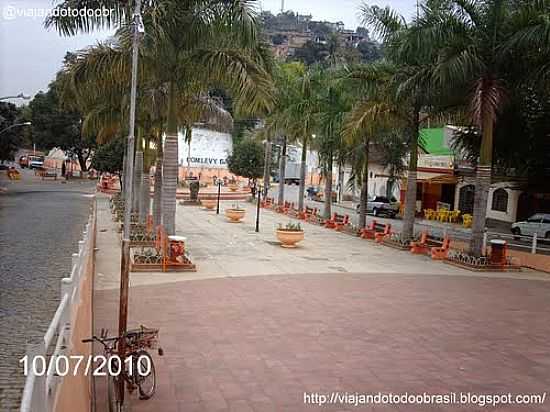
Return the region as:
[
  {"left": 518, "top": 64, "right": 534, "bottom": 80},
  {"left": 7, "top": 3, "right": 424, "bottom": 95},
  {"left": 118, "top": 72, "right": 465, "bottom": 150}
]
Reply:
[{"left": 83, "top": 326, "right": 164, "bottom": 412}]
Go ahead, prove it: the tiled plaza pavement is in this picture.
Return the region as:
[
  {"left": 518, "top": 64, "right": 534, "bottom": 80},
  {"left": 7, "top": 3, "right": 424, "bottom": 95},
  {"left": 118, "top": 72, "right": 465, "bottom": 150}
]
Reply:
[
  {"left": 92, "top": 195, "right": 550, "bottom": 411},
  {"left": 94, "top": 274, "right": 550, "bottom": 412}
]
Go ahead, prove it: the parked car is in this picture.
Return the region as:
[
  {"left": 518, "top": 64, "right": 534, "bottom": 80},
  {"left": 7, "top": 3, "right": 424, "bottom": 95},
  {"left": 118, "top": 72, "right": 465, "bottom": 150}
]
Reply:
[
  {"left": 356, "top": 196, "right": 400, "bottom": 218},
  {"left": 28, "top": 155, "right": 44, "bottom": 169},
  {"left": 511, "top": 213, "right": 550, "bottom": 240}
]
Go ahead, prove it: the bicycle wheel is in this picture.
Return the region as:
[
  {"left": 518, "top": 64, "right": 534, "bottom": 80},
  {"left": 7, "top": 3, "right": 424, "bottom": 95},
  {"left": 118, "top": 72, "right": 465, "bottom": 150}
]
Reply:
[
  {"left": 135, "top": 350, "right": 156, "bottom": 400},
  {"left": 107, "top": 372, "right": 122, "bottom": 412}
]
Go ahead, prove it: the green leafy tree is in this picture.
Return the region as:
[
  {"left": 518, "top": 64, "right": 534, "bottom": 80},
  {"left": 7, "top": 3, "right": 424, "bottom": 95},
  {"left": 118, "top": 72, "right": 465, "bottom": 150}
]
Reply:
[
  {"left": 359, "top": 3, "right": 442, "bottom": 240},
  {"left": 0, "top": 102, "right": 25, "bottom": 162},
  {"left": 91, "top": 137, "right": 125, "bottom": 184},
  {"left": 227, "top": 138, "right": 265, "bottom": 182},
  {"left": 48, "top": 0, "right": 275, "bottom": 235},
  {"left": 414, "top": 0, "right": 550, "bottom": 255},
  {"left": 28, "top": 75, "right": 95, "bottom": 171}
]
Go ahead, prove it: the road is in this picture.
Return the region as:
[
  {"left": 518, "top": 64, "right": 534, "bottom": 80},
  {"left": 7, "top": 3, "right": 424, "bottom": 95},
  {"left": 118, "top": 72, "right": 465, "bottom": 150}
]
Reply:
[
  {"left": 0, "top": 169, "right": 95, "bottom": 411},
  {"left": 269, "top": 184, "right": 549, "bottom": 254}
]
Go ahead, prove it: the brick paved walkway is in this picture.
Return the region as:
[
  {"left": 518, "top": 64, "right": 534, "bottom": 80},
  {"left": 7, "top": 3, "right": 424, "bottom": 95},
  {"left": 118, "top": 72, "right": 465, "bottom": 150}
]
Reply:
[{"left": 94, "top": 274, "right": 550, "bottom": 412}]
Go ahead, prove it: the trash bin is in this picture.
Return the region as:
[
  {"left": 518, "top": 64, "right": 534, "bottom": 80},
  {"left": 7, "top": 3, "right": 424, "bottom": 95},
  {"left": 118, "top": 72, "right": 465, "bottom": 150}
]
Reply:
[
  {"left": 168, "top": 235, "right": 186, "bottom": 263},
  {"left": 490, "top": 239, "right": 507, "bottom": 266}
]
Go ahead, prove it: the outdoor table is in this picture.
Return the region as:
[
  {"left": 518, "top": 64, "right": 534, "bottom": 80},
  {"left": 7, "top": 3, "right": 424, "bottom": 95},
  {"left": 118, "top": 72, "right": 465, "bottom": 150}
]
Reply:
[{"left": 168, "top": 235, "right": 187, "bottom": 263}]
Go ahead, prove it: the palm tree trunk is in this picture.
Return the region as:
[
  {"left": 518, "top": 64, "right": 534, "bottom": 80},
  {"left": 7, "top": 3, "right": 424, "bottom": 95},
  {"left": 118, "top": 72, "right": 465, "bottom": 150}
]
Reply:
[
  {"left": 323, "top": 152, "right": 333, "bottom": 219},
  {"left": 122, "top": 154, "right": 128, "bottom": 194},
  {"left": 263, "top": 137, "right": 271, "bottom": 196},
  {"left": 161, "top": 83, "right": 179, "bottom": 235},
  {"left": 402, "top": 112, "right": 420, "bottom": 240},
  {"left": 470, "top": 114, "right": 494, "bottom": 256},
  {"left": 186, "top": 136, "right": 192, "bottom": 179},
  {"left": 359, "top": 141, "right": 370, "bottom": 229},
  {"left": 338, "top": 162, "right": 345, "bottom": 203},
  {"left": 153, "top": 155, "right": 163, "bottom": 228},
  {"left": 298, "top": 138, "right": 307, "bottom": 211},
  {"left": 141, "top": 171, "right": 150, "bottom": 223},
  {"left": 277, "top": 136, "right": 287, "bottom": 205},
  {"left": 134, "top": 150, "right": 143, "bottom": 216}
]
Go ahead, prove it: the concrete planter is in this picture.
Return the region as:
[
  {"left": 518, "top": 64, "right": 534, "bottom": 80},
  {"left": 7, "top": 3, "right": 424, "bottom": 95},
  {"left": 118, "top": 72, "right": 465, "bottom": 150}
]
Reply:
[
  {"left": 225, "top": 208, "right": 245, "bottom": 223},
  {"left": 276, "top": 229, "right": 304, "bottom": 248},
  {"left": 228, "top": 183, "right": 239, "bottom": 192},
  {"left": 202, "top": 199, "right": 217, "bottom": 210}
]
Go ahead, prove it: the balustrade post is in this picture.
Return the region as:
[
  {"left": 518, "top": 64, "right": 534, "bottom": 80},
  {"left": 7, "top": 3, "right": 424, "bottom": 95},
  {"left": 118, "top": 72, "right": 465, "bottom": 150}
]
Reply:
[{"left": 532, "top": 233, "right": 538, "bottom": 254}]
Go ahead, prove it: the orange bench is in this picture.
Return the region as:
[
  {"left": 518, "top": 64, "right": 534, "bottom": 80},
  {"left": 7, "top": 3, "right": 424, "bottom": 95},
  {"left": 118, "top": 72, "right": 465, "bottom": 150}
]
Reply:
[
  {"left": 374, "top": 224, "right": 391, "bottom": 243},
  {"left": 410, "top": 231, "right": 430, "bottom": 254},
  {"left": 277, "top": 201, "right": 294, "bottom": 214},
  {"left": 360, "top": 221, "right": 390, "bottom": 241},
  {"left": 325, "top": 213, "right": 350, "bottom": 231},
  {"left": 431, "top": 237, "right": 451, "bottom": 260},
  {"left": 299, "top": 206, "right": 317, "bottom": 221},
  {"left": 261, "top": 197, "right": 274, "bottom": 208}
]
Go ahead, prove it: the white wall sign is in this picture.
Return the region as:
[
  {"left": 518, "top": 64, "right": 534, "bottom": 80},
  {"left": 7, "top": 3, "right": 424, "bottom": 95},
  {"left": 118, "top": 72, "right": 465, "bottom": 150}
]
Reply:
[{"left": 178, "top": 127, "right": 233, "bottom": 169}]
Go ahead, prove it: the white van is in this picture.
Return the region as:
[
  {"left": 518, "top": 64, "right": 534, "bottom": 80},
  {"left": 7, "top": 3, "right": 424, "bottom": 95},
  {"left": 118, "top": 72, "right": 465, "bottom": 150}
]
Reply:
[{"left": 28, "top": 155, "right": 44, "bottom": 169}]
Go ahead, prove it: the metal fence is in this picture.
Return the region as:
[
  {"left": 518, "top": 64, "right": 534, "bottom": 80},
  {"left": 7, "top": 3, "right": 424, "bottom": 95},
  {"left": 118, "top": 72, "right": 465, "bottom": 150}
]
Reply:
[
  {"left": 20, "top": 202, "right": 96, "bottom": 412},
  {"left": 485, "top": 231, "right": 550, "bottom": 255}
]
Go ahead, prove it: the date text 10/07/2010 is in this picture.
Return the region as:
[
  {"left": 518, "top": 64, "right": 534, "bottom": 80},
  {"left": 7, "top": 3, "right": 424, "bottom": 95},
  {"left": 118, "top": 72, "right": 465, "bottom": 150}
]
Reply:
[{"left": 19, "top": 355, "right": 151, "bottom": 377}]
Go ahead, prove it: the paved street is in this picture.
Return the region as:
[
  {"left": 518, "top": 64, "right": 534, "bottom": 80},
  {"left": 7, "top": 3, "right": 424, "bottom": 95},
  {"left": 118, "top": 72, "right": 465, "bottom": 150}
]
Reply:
[
  {"left": 0, "top": 170, "right": 95, "bottom": 410},
  {"left": 271, "top": 184, "right": 550, "bottom": 256},
  {"left": 270, "top": 184, "right": 472, "bottom": 239},
  {"left": 92, "top": 194, "right": 550, "bottom": 411}
]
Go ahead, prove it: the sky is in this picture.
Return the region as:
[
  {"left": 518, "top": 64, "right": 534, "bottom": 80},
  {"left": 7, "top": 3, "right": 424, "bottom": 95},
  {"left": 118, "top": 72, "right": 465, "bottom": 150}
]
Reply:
[{"left": 0, "top": 0, "right": 417, "bottom": 103}]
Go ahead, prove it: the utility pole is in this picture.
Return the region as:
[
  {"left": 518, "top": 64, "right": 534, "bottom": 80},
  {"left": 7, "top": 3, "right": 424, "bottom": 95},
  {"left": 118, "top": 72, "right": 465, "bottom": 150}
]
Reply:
[
  {"left": 281, "top": 0, "right": 284, "bottom": 13},
  {"left": 118, "top": 1, "right": 143, "bottom": 403}
]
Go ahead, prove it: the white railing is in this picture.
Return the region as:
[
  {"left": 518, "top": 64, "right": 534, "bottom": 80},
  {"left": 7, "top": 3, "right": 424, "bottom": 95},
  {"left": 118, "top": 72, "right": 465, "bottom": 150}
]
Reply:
[
  {"left": 20, "top": 201, "right": 96, "bottom": 412},
  {"left": 485, "top": 231, "right": 550, "bottom": 255}
]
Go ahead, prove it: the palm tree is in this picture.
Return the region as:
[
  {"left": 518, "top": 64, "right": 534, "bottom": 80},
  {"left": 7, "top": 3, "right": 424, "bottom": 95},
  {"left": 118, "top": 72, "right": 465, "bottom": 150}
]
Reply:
[
  {"left": 344, "top": 63, "right": 406, "bottom": 228},
  {"left": 359, "top": 3, "right": 438, "bottom": 240},
  {"left": 415, "top": 0, "right": 548, "bottom": 256},
  {"left": 266, "top": 63, "right": 321, "bottom": 210},
  {"left": 316, "top": 69, "right": 350, "bottom": 219},
  {"left": 49, "top": 1, "right": 274, "bottom": 235}
]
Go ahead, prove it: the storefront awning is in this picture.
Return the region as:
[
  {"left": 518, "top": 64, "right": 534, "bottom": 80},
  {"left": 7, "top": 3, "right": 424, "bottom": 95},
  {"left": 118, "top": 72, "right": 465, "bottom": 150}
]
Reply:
[{"left": 403, "top": 171, "right": 457, "bottom": 184}]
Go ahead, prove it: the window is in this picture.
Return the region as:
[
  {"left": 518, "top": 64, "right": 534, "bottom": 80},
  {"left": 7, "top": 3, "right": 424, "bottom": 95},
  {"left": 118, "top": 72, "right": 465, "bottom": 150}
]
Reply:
[
  {"left": 459, "top": 185, "right": 475, "bottom": 214},
  {"left": 491, "top": 188, "right": 508, "bottom": 212},
  {"left": 528, "top": 214, "right": 542, "bottom": 223}
]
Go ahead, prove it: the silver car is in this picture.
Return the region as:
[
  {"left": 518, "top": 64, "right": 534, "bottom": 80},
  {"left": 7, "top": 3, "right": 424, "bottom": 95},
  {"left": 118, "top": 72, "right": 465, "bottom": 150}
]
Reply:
[
  {"left": 511, "top": 213, "right": 550, "bottom": 240},
  {"left": 356, "top": 196, "right": 400, "bottom": 218}
]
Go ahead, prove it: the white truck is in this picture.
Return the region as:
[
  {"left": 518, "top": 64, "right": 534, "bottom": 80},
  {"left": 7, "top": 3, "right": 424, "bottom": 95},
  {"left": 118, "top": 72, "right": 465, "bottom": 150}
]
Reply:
[{"left": 273, "top": 162, "right": 301, "bottom": 185}]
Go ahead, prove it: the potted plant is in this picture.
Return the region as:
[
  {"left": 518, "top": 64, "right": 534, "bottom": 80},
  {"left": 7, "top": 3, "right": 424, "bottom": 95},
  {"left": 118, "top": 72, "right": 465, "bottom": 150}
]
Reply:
[
  {"left": 225, "top": 203, "right": 246, "bottom": 222},
  {"left": 202, "top": 199, "right": 217, "bottom": 210},
  {"left": 228, "top": 180, "right": 239, "bottom": 192},
  {"left": 276, "top": 222, "right": 305, "bottom": 248}
]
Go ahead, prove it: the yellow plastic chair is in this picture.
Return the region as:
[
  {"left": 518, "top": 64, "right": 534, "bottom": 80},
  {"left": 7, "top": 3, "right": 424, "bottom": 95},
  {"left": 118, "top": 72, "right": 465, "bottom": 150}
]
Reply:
[
  {"left": 462, "top": 214, "right": 472, "bottom": 228},
  {"left": 437, "top": 209, "right": 449, "bottom": 222},
  {"left": 447, "top": 210, "right": 460, "bottom": 223},
  {"left": 424, "top": 209, "right": 434, "bottom": 220}
]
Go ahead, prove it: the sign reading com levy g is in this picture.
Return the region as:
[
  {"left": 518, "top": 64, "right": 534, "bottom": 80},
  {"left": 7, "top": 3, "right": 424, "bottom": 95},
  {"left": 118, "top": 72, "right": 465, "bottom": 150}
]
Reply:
[
  {"left": 2, "top": 4, "right": 115, "bottom": 21},
  {"left": 178, "top": 128, "right": 233, "bottom": 169}
]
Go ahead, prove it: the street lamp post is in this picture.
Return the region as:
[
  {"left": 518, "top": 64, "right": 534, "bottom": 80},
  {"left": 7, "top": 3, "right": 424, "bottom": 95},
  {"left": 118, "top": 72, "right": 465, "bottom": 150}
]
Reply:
[
  {"left": 118, "top": 1, "right": 143, "bottom": 404},
  {"left": 0, "top": 121, "right": 31, "bottom": 135},
  {"left": 256, "top": 184, "right": 262, "bottom": 233},
  {"left": 216, "top": 180, "right": 222, "bottom": 214}
]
